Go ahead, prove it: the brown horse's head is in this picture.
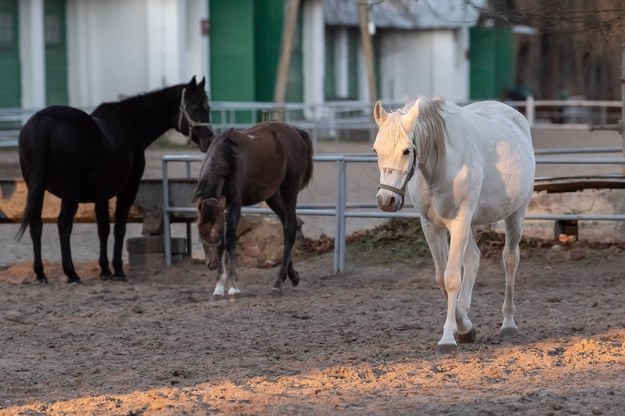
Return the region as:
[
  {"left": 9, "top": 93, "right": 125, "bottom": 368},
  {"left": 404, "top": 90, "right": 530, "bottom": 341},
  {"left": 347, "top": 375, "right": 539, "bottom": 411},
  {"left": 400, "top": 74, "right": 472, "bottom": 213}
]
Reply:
[{"left": 197, "top": 196, "right": 226, "bottom": 269}]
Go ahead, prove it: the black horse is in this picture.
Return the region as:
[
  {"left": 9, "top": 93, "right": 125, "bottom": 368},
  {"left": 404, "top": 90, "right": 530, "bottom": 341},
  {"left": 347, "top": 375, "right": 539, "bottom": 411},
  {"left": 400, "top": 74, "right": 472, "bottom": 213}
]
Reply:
[
  {"left": 16, "top": 76, "right": 214, "bottom": 283},
  {"left": 193, "top": 122, "right": 313, "bottom": 296}
]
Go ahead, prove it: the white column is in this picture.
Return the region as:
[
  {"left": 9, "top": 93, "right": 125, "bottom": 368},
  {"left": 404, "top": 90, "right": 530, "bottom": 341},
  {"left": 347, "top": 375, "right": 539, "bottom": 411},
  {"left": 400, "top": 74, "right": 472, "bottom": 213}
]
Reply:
[
  {"left": 177, "top": 0, "right": 187, "bottom": 82},
  {"left": 335, "top": 27, "right": 348, "bottom": 98},
  {"left": 20, "top": 0, "right": 46, "bottom": 108},
  {"left": 302, "top": 0, "right": 325, "bottom": 116}
]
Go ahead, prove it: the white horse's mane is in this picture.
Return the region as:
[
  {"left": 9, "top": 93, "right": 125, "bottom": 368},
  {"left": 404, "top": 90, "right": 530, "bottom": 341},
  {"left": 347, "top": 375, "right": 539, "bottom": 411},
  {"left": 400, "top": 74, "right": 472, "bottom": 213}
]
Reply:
[{"left": 397, "top": 97, "right": 448, "bottom": 172}]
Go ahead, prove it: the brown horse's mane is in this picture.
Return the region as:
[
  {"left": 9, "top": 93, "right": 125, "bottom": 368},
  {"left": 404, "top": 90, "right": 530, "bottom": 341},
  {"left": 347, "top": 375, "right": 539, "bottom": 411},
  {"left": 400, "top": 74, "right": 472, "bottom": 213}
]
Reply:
[{"left": 193, "top": 134, "right": 238, "bottom": 201}]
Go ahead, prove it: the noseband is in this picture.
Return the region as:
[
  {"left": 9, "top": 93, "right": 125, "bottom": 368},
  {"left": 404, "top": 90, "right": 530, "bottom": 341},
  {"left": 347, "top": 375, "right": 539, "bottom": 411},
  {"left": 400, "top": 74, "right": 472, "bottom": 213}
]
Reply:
[
  {"left": 378, "top": 154, "right": 419, "bottom": 210},
  {"left": 177, "top": 87, "right": 212, "bottom": 145}
]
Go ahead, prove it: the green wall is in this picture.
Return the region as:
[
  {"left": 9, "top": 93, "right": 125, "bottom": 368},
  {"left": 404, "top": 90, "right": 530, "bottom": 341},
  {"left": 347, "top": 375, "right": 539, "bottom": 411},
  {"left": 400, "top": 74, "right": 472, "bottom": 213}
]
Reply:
[
  {"left": 45, "top": 0, "right": 68, "bottom": 105},
  {"left": 470, "top": 27, "right": 514, "bottom": 100},
  {"left": 0, "top": 0, "right": 21, "bottom": 108},
  {"left": 209, "top": 0, "right": 302, "bottom": 109}
]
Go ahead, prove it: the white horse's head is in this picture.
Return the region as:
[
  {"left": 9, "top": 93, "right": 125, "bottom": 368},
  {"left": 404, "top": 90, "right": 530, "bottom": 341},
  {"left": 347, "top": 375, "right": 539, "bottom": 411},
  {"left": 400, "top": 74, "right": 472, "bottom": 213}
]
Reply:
[{"left": 372, "top": 101, "right": 420, "bottom": 212}]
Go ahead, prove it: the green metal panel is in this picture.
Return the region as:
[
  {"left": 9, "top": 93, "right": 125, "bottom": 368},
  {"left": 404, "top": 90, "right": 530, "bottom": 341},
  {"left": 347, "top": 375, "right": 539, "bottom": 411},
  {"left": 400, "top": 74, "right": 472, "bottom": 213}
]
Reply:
[
  {"left": 347, "top": 27, "right": 358, "bottom": 99},
  {"left": 45, "top": 0, "right": 68, "bottom": 105},
  {"left": 470, "top": 27, "right": 514, "bottom": 100},
  {"left": 0, "top": 0, "right": 21, "bottom": 108},
  {"left": 209, "top": 0, "right": 255, "bottom": 108},
  {"left": 254, "top": 0, "right": 285, "bottom": 102},
  {"left": 324, "top": 27, "right": 336, "bottom": 100}
]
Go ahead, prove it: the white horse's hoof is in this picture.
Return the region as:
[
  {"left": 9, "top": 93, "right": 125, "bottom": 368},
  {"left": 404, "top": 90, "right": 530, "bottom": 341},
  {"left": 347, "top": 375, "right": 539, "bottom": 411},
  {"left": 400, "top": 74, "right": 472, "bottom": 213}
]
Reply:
[
  {"left": 500, "top": 326, "right": 519, "bottom": 337},
  {"left": 457, "top": 327, "right": 476, "bottom": 344},
  {"left": 436, "top": 343, "right": 457, "bottom": 355},
  {"left": 270, "top": 287, "right": 283, "bottom": 296}
]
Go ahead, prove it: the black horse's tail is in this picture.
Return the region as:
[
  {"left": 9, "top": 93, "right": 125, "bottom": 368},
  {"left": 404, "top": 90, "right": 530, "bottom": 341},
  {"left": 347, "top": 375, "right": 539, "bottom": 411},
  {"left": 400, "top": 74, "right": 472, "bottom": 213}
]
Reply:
[
  {"left": 296, "top": 127, "right": 314, "bottom": 190},
  {"left": 15, "top": 115, "right": 50, "bottom": 241}
]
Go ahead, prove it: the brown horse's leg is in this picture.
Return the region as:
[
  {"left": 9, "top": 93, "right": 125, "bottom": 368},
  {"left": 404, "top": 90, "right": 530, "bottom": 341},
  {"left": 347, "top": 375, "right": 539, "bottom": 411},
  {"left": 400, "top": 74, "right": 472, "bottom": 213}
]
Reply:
[
  {"left": 266, "top": 195, "right": 299, "bottom": 291},
  {"left": 95, "top": 200, "right": 113, "bottom": 278},
  {"left": 224, "top": 204, "right": 241, "bottom": 295},
  {"left": 57, "top": 197, "right": 81, "bottom": 283}
]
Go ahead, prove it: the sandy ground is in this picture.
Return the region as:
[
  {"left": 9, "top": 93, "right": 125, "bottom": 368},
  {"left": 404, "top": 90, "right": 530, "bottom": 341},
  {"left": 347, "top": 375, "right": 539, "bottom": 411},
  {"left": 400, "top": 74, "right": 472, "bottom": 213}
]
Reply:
[
  {"left": 1, "top": 129, "right": 625, "bottom": 415},
  {"left": 1, "top": 240, "right": 625, "bottom": 415}
]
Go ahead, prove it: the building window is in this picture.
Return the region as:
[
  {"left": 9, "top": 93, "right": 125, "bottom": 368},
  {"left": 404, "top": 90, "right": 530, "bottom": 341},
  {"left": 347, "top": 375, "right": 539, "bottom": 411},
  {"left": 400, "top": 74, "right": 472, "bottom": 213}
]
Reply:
[{"left": 0, "top": 12, "right": 13, "bottom": 47}]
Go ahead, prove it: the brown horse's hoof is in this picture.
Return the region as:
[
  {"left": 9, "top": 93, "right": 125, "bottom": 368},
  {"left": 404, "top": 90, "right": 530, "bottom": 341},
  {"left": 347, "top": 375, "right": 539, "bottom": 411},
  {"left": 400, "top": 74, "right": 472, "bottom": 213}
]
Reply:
[
  {"left": 436, "top": 343, "right": 457, "bottom": 356},
  {"left": 289, "top": 271, "right": 300, "bottom": 287},
  {"left": 457, "top": 327, "right": 476, "bottom": 344}
]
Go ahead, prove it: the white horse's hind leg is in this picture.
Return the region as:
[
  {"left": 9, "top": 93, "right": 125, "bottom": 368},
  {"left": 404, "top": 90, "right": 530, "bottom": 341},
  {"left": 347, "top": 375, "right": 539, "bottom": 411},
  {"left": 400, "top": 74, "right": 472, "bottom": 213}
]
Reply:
[
  {"left": 456, "top": 230, "right": 479, "bottom": 343},
  {"left": 501, "top": 209, "right": 525, "bottom": 336}
]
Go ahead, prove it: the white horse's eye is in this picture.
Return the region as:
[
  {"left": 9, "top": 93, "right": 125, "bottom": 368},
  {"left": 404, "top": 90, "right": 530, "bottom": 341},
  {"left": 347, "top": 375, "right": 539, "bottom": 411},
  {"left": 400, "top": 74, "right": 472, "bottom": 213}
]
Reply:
[{"left": 402, "top": 148, "right": 411, "bottom": 156}]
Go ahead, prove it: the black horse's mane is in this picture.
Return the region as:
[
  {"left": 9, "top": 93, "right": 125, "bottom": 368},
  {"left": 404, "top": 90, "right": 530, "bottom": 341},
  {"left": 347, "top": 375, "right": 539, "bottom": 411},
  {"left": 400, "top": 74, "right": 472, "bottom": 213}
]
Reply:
[
  {"left": 95, "top": 84, "right": 182, "bottom": 113},
  {"left": 193, "top": 134, "right": 238, "bottom": 201}
]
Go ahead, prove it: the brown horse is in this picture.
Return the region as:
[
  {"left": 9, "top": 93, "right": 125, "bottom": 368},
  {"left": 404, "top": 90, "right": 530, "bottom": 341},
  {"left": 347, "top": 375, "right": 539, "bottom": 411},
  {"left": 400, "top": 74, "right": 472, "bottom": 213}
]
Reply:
[{"left": 193, "top": 122, "right": 313, "bottom": 296}]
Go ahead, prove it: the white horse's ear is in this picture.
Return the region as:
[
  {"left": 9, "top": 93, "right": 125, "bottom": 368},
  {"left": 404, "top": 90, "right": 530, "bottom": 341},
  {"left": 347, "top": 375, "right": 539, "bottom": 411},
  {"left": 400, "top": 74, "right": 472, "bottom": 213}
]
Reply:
[
  {"left": 401, "top": 101, "right": 420, "bottom": 132},
  {"left": 373, "top": 101, "right": 388, "bottom": 126}
]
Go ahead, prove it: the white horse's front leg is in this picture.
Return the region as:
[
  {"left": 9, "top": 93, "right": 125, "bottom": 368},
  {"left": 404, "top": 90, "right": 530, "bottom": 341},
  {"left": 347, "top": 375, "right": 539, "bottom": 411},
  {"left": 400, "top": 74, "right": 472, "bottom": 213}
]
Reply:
[
  {"left": 455, "top": 230, "right": 479, "bottom": 343},
  {"left": 437, "top": 220, "right": 473, "bottom": 354}
]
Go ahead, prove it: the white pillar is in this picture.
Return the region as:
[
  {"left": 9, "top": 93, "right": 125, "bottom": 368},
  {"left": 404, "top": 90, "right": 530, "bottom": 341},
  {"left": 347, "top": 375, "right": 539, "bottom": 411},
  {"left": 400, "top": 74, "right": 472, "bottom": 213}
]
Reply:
[
  {"left": 302, "top": 0, "right": 325, "bottom": 116},
  {"left": 20, "top": 0, "right": 46, "bottom": 108},
  {"left": 335, "top": 27, "right": 349, "bottom": 98},
  {"left": 177, "top": 0, "right": 187, "bottom": 82}
]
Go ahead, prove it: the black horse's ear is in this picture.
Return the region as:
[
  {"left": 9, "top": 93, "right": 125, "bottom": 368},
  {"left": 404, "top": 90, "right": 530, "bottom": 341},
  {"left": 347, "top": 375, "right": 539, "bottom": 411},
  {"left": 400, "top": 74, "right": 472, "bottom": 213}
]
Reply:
[
  {"left": 198, "top": 76, "right": 206, "bottom": 89},
  {"left": 189, "top": 76, "right": 197, "bottom": 87}
]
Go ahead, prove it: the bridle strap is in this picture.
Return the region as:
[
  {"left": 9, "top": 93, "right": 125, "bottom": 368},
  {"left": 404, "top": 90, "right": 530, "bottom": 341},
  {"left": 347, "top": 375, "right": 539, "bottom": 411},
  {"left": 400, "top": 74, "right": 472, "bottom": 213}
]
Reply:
[
  {"left": 177, "top": 87, "right": 212, "bottom": 145},
  {"left": 377, "top": 154, "right": 419, "bottom": 210}
]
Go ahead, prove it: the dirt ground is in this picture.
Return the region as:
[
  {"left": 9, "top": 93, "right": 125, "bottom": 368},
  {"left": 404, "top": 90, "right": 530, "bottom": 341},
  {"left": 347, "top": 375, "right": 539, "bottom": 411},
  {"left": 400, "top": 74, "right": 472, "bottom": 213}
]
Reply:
[
  {"left": 1, "top": 239, "right": 625, "bottom": 415},
  {"left": 1, "top": 130, "right": 625, "bottom": 415}
]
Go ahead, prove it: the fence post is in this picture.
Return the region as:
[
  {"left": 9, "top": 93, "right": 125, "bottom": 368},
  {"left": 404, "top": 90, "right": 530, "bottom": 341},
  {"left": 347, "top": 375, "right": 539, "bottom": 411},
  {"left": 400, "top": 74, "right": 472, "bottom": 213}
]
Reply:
[
  {"left": 162, "top": 158, "right": 172, "bottom": 266},
  {"left": 334, "top": 157, "right": 347, "bottom": 273}
]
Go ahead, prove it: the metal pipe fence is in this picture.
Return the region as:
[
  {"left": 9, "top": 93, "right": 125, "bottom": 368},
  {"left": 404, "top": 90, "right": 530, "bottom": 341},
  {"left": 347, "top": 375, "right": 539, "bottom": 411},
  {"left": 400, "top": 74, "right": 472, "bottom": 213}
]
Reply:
[
  {"left": 162, "top": 152, "right": 625, "bottom": 274},
  {"left": 1, "top": 97, "right": 622, "bottom": 148}
]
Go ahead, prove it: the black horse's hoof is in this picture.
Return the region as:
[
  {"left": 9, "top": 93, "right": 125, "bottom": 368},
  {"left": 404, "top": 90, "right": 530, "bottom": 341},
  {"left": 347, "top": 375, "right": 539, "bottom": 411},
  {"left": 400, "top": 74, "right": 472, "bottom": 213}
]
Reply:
[
  {"left": 67, "top": 276, "right": 81, "bottom": 284},
  {"left": 457, "top": 327, "right": 476, "bottom": 344},
  {"left": 100, "top": 268, "right": 113, "bottom": 278},
  {"left": 36, "top": 276, "right": 48, "bottom": 284},
  {"left": 112, "top": 274, "right": 127, "bottom": 282}
]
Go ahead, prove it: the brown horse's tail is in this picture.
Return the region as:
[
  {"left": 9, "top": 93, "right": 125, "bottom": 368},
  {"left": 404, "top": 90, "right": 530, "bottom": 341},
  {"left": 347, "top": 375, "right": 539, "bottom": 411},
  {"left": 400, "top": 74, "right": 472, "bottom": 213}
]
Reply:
[
  {"left": 15, "top": 114, "right": 50, "bottom": 241},
  {"left": 296, "top": 127, "right": 314, "bottom": 190}
]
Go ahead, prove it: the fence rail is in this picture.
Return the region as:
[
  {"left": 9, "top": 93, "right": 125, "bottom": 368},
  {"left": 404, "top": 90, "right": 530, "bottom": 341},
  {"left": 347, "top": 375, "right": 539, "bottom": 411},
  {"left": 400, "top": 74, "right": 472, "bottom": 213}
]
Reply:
[
  {"left": 2, "top": 97, "right": 622, "bottom": 148},
  {"left": 162, "top": 151, "right": 625, "bottom": 274}
]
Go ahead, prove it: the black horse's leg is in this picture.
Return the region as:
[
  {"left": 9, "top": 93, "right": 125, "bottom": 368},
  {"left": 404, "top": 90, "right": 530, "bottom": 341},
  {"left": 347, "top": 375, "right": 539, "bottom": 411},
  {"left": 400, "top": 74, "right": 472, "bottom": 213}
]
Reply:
[
  {"left": 95, "top": 200, "right": 113, "bottom": 278},
  {"left": 110, "top": 176, "right": 142, "bottom": 280},
  {"left": 29, "top": 206, "right": 47, "bottom": 284},
  {"left": 57, "top": 197, "right": 81, "bottom": 283},
  {"left": 224, "top": 203, "right": 241, "bottom": 296}
]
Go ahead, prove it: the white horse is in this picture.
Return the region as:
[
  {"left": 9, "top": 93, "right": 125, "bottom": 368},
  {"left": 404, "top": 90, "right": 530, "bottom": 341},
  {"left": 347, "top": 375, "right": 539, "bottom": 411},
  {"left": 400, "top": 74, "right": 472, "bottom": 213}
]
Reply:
[{"left": 373, "top": 98, "right": 535, "bottom": 354}]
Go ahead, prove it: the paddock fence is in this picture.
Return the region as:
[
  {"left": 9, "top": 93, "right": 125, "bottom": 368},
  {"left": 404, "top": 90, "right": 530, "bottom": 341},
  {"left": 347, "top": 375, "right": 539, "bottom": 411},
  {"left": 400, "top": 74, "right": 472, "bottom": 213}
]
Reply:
[
  {"left": 1, "top": 97, "right": 622, "bottom": 148},
  {"left": 162, "top": 149, "right": 625, "bottom": 274}
]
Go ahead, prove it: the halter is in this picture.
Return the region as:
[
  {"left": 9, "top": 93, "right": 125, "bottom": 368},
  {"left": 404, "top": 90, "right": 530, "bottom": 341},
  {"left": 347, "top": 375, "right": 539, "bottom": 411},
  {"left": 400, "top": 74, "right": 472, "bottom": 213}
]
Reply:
[
  {"left": 377, "top": 153, "right": 422, "bottom": 210},
  {"left": 177, "top": 87, "right": 212, "bottom": 145}
]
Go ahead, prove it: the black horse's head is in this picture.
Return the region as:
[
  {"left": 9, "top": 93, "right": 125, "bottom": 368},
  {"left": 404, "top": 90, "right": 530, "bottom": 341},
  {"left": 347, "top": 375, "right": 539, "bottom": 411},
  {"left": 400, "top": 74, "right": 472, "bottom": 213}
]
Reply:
[{"left": 178, "top": 76, "right": 215, "bottom": 152}]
